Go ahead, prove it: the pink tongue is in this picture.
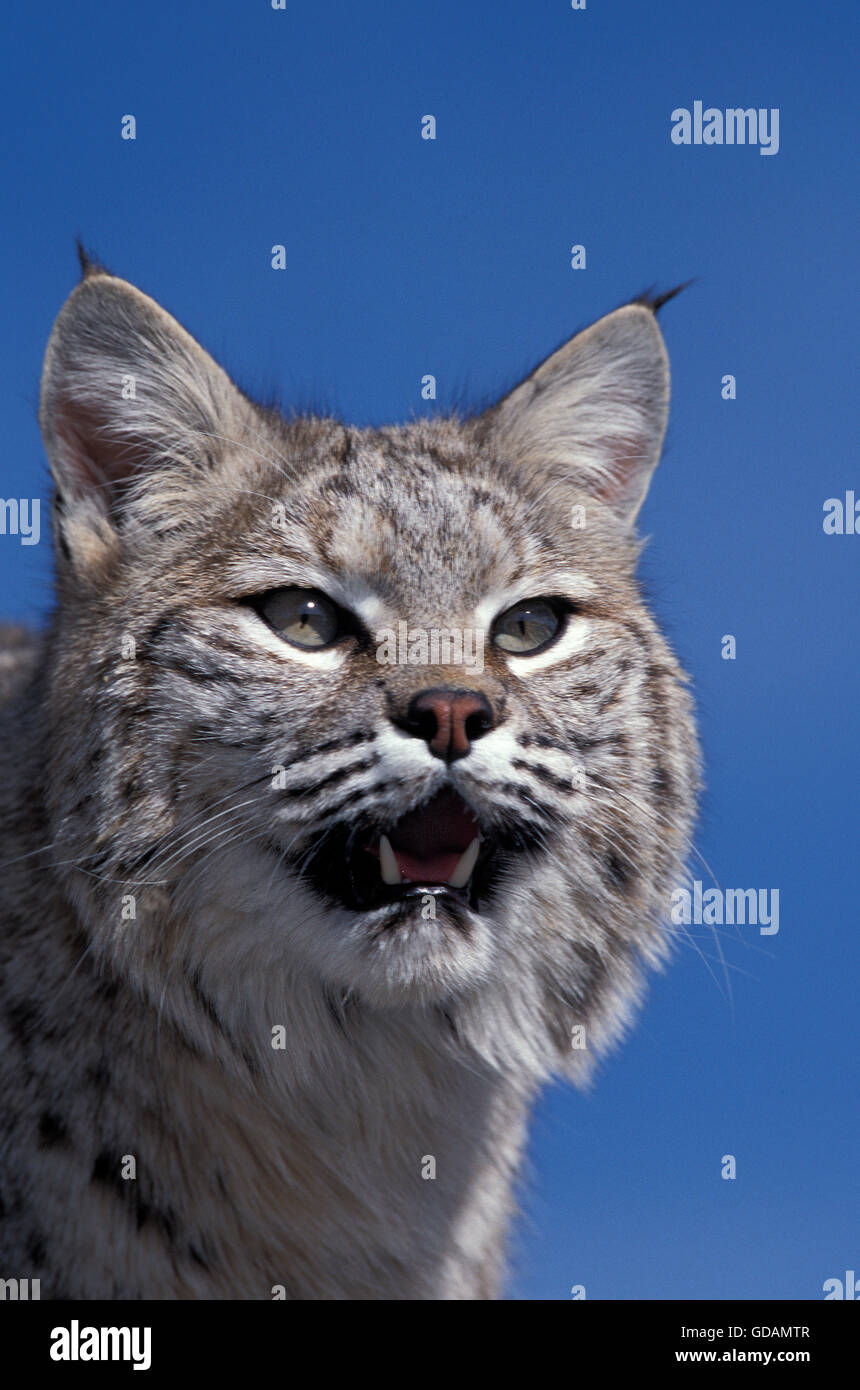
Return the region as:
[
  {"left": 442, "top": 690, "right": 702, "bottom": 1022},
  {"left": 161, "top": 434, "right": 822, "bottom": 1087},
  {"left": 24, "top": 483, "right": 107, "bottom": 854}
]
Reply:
[
  {"left": 393, "top": 849, "right": 462, "bottom": 884},
  {"left": 364, "top": 790, "right": 480, "bottom": 885}
]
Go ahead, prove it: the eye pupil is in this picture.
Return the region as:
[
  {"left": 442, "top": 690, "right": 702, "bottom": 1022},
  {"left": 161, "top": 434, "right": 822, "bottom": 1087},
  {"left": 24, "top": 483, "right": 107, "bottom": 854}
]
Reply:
[
  {"left": 255, "top": 588, "right": 341, "bottom": 649},
  {"left": 492, "top": 599, "right": 563, "bottom": 655}
]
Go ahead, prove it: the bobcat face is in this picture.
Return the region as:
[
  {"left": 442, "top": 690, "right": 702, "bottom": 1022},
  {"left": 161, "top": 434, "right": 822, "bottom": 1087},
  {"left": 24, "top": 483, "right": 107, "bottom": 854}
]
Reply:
[
  {"left": 237, "top": 447, "right": 596, "bottom": 988},
  {"left": 224, "top": 440, "right": 645, "bottom": 996},
  {"left": 39, "top": 268, "right": 699, "bottom": 1034}
]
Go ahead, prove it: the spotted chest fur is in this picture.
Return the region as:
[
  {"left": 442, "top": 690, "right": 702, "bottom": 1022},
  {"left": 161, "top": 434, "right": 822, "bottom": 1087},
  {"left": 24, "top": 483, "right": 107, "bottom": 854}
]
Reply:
[{"left": 0, "top": 263, "right": 699, "bottom": 1299}]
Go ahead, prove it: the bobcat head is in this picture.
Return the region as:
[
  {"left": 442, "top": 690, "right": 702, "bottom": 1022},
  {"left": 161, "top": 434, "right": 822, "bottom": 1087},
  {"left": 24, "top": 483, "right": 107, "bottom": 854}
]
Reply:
[{"left": 38, "top": 264, "right": 699, "bottom": 1079}]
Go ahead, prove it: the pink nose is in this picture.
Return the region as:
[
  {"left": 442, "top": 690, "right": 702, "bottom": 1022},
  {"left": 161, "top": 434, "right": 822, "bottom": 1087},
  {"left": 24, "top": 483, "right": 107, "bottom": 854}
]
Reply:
[{"left": 406, "top": 688, "right": 494, "bottom": 762}]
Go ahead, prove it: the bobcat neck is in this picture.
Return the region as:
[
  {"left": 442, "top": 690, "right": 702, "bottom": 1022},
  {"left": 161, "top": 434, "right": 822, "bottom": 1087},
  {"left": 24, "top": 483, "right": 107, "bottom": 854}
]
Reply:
[{"left": 1, "top": 827, "right": 528, "bottom": 1299}]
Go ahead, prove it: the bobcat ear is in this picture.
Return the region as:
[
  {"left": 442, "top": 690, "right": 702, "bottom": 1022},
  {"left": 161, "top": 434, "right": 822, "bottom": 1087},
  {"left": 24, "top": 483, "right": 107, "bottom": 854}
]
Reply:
[
  {"left": 486, "top": 302, "right": 671, "bottom": 527},
  {"left": 39, "top": 272, "right": 250, "bottom": 547}
]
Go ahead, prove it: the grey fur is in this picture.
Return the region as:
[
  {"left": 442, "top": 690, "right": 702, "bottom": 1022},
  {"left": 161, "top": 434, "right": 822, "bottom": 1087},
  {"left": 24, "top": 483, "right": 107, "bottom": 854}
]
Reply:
[{"left": 0, "top": 272, "right": 699, "bottom": 1299}]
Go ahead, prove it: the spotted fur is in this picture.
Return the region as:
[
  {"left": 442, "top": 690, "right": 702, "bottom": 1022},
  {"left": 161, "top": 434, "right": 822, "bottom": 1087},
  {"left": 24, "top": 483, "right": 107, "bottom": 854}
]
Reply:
[{"left": 0, "top": 267, "right": 699, "bottom": 1299}]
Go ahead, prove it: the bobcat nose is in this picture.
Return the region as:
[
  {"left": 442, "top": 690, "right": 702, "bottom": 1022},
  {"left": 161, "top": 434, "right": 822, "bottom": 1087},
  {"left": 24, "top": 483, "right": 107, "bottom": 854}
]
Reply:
[{"left": 403, "top": 688, "right": 494, "bottom": 763}]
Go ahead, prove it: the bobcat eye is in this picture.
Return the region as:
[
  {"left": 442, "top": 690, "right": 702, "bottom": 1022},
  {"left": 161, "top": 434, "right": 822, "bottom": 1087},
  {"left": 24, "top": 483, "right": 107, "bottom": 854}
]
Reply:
[
  {"left": 254, "top": 587, "right": 341, "bottom": 649},
  {"left": 492, "top": 599, "right": 562, "bottom": 655}
]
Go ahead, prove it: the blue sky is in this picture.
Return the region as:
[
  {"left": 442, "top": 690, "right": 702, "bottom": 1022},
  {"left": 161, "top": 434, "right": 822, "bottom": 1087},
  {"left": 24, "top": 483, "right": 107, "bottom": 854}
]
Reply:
[{"left": 1, "top": 1, "right": 856, "bottom": 1298}]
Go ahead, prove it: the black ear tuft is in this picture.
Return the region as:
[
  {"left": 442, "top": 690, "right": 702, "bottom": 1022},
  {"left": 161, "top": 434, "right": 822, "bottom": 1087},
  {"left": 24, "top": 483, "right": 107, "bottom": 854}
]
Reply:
[
  {"left": 75, "top": 239, "right": 112, "bottom": 281},
  {"left": 630, "top": 281, "right": 695, "bottom": 315}
]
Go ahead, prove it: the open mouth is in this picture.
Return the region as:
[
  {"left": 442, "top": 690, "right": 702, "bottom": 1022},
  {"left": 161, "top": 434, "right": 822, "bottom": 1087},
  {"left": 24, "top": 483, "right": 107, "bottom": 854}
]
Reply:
[
  {"left": 365, "top": 789, "right": 481, "bottom": 893},
  {"left": 295, "top": 787, "right": 548, "bottom": 917}
]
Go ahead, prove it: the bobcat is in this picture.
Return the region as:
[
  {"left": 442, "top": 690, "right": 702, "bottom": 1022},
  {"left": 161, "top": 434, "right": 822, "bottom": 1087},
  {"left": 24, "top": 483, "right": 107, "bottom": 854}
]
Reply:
[{"left": 0, "top": 259, "right": 699, "bottom": 1299}]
